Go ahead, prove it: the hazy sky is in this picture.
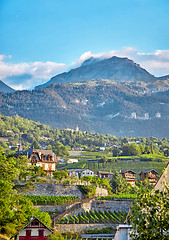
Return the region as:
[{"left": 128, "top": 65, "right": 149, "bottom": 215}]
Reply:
[{"left": 1, "top": 0, "right": 169, "bottom": 90}]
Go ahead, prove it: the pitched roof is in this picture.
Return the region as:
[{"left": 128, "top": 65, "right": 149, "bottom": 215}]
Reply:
[
  {"left": 154, "top": 162, "right": 169, "bottom": 191},
  {"left": 139, "top": 169, "right": 158, "bottom": 175},
  {"left": 120, "top": 170, "right": 136, "bottom": 174},
  {"left": 10, "top": 217, "right": 53, "bottom": 239},
  {"left": 28, "top": 148, "right": 57, "bottom": 162},
  {"left": 97, "top": 171, "right": 113, "bottom": 174}
]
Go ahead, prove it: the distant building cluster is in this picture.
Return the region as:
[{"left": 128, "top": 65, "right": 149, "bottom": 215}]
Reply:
[{"left": 130, "top": 112, "right": 161, "bottom": 120}]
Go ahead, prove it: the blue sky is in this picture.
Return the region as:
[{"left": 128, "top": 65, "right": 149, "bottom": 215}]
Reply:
[{"left": 1, "top": 0, "right": 169, "bottom": 89}]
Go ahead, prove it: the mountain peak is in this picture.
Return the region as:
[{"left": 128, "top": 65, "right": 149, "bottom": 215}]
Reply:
[
  {"left": 81, "top": 57, "right": 101, "bottom": 67},
  {"left": 35, "top": 56, "right": 156, "bottom": 89}
]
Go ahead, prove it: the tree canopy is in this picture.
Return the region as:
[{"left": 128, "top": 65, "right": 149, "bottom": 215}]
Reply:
[
  {"left": 129, "top": 185, "right": 169, "bottom": 240},
  {"left": 0, "top": 147, "right": 51, "bottom": 236}
]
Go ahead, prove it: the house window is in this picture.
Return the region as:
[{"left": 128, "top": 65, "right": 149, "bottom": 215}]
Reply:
[
  {"left": 26, "top": 230, "right": 31, "bottom": 236},
  {"left": 31, "top": 221, "right": 39, "bottom": 226},
  {"left": 39, "top": 230, "right": 44, "bottom": 236}
]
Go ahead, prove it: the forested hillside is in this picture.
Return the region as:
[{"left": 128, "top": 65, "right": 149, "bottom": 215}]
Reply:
[
  {"left": 1, "top": 113, "right": 169, "bottom": 157},
  {"left": 1, "top": 79, "right": 169, "bottom": 137}
]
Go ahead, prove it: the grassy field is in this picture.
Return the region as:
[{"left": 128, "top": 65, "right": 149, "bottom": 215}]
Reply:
[{"left": 57, "top": 151, "right": 168, "bottom": 180}]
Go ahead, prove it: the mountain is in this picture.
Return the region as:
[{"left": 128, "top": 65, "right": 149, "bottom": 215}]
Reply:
[
  {"left": 1, "top": 56, "right": 169, "bottom": 138},
  {"left": 0, "top": 80, "right": 15, "bottom": 93},
  {"left": 1, "top": 79, "right": 169, "bottom": 138},
  {"left": 35, "top": 56, "right": 156, "bottom": 89}
]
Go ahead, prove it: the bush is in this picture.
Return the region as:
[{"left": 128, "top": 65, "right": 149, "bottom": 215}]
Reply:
[{"left": 78, "top": 185, "right": 96, "bottom": 197}]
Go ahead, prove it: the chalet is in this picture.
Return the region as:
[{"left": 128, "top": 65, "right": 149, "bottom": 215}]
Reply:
[
  {"left": 28, "top": 148, "right": 57, "bottom": 176},
  {"left": 139, "top": 170, "right": 158, "bottom": 184},
  {"left": 97, "top": 171, "right": 114, "bottom": 179},
  {"left": 119, "top": 170, "right": 136, "bottom": 186},
  {"left": 10, "top": 217, "right": 53, "bottom": 240},
  {"left": 154, "top": 162, "right": 169, "bottom": 191}
]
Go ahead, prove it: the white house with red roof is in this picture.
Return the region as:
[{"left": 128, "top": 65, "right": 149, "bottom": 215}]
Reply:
[{"left": 10, "top": 217, "right": 53, "bottom": 240}]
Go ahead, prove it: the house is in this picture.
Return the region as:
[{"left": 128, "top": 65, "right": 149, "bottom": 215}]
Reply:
[
  {"left": 97, "top": 171, "right": 114, "bottom": 179},
  {"left": 154, "top": 162, "right": 169, "bottom": 191},
  {"left": 10, "top": 217, "right": 53, "bottom": 240},
  {"left": 119, "top": 170, "right": 136, "bottom": 186},
  {"left": 139, "top": 170, "right": 158, "bottom": 184},
  {"left": 80, "top": 169, "right": 94, "bottom": 177},
  {"left": 67, "top": 168, "right": 94, "bottom": 178},
  {"left": 67, "top": 168, "right": 82, "bottom": 178},
  {"left": 67, "top": 158, "right": 79, "bottom": 164},
  {"left": 28, "top": 148, "right": 57, "bottom": 176},
  {"left": 100, "top": 147, "right": 106, "bottom": 151}
]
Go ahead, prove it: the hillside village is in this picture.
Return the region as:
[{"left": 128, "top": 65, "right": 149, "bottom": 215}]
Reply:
[
  {"left": 1, "top": 139, "right": 167, "bottom": 239},
  {"left": 0, "top": 116, "right": 169, "bottom": 240},
  {"left": 8, "top": 150, "right": 169, "bottom": 240},
  {"left": 1, "top": 0, "right": 169, "bottom": 239}
]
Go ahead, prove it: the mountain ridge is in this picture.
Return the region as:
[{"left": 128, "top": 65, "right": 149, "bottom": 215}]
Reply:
[
  {"left": 0, "top": 80, "right": 15, "bottom": 93},
  {"left": 35, "top": 56, "right": 156, "bottom": 89},
  {"left": 1, "top": 79, "right": 169, "bottom": 138}
]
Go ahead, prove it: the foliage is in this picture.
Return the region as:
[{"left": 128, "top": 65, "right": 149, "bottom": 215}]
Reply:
[
  {"left": 129, "top": 186, "right": 169, "bottom": 240},
  {"left": 53, "top": 170, "right": 69, "bottom": 182},
  {"left": 98, "top": 193, "right": 138, "bottom": 200},
  {"left": 52, "top": 141, "right": 69, "bottom": 156},
  {"left": 1, "top": 113, "right": 169, "bottom": 158},
  {"left": 111, "top": 171, "right": 130, "bottom": 194},
  {"left": 77, "top": 185, "right": 96, "bottom": 197},
  {"left": 24, "top": 195, "right": 77, "bottom": 205},
  {"left": 48, "top": 231, "right": 65, "bottom": 240},
  {"left": 85, "top": 226, "right": 116, "bottom": 234},
  {"left": 58, "top": 210, "right": 127, "bottom": 224},
  {"left": 0, "top": 147, "right": 51, "bottom": 236}
]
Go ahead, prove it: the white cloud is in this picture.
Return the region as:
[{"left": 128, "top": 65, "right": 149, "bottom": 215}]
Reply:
[
  {"left": 76, "top": 48, "right": 169, "bottom": 77},
  {"left": 1, "top": 48, "right": 169, "bottom": 90},
  {"left": 0, "top": 58, "right": 68, "bottom": 90}
]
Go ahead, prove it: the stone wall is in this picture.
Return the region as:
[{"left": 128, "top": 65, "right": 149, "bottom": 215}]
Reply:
[
  {"left": 25, "top": 184, "right": 108, "bottom": 198},
  {"left": 95, "top": 187, "right": 108, "bottom": 197},
  {"left": 59, "top": 199, "right": 132, "bottom": 218},
  {"left": 37, "top": 205, "right": 66, "bottom": 213},
  {"left": 91, "top": 199, "right": 133, "bottom": 213},
  {"left": 25, "top": 184, "right": 83, "bottom": 198},
  {"left": 54, "top": 223, "right": 118, "bottom": 233}
]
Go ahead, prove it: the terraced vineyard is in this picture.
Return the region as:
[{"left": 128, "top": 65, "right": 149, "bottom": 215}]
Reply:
[
  {"left": 24, "top": 195, "right": 78, "bottom": 205},
  {"left": 57, "top": 210, "right": 127, "bottom": 224}
]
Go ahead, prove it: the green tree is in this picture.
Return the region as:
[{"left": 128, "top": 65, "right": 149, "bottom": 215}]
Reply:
[
  {"left": 112, "top": 148, "right": 121, "bottom": 157},
  {"left": 48, "top": 231, "right": 64, "bottom": 240},
  {"left": 101, "top": 156, "right": 108, "bottom": 168},
  {"left": 53, "top": 170, "right": 69, "bottom": 182},
  {"left": 111, "top": 171, "right": 129, "bottom": 194},
  {"left": 52, "top": 141, "right": 69, "bottom": 156},
  {"left": 129, "top": 186, "right": 169, "bottom": 240},
  {"left": 0, "top": 147, "right": 51, "bottom": 235}
]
